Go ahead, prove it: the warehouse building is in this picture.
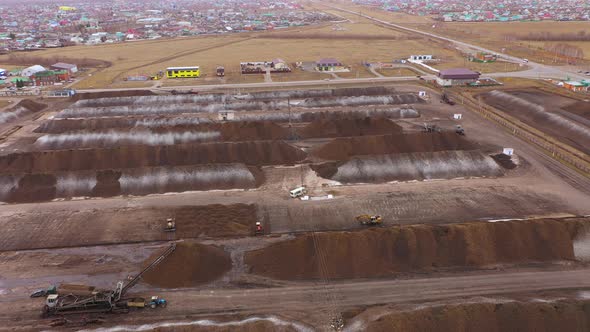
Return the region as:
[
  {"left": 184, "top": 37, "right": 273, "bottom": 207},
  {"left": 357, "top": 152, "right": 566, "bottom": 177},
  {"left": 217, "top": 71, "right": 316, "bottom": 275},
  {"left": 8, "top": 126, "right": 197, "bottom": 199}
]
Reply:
[{"left": 436, "top": 68, "right": 480, "bottom": 87}]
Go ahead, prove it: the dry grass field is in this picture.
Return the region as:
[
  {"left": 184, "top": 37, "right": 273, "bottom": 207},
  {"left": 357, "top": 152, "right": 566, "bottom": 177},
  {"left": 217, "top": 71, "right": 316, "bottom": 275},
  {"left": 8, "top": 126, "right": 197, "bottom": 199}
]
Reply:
[
  {"left": 0, "top": 1, "right": 565, "bottom": 89},
  {"left": 0, "top": 99, "right": 12, "bottom": 109},
  {"left": 376, "top": 67, "right": 419, "bottom": 77}
]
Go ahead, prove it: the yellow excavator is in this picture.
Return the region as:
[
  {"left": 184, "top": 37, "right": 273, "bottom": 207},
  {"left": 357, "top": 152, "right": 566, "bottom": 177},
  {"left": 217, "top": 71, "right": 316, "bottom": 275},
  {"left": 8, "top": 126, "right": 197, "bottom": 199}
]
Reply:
[{"left": 356, "top": 215, "right": 382, "bottom": 226}]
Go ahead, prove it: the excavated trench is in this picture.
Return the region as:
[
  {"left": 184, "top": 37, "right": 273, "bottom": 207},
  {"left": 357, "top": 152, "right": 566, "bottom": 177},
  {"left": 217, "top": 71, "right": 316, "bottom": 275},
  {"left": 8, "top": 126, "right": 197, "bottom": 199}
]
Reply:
[{"left": 245, "top": 218, "right": 589, "bottom": 280}]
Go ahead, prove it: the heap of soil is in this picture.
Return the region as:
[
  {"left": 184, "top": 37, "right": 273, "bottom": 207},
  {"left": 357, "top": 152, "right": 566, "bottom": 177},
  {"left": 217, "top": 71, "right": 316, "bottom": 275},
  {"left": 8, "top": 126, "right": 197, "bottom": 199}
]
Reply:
[
  {"left": 13, "top": 99, "right": 47, "bottom": 112},
  {"left": 0, "top": 165, "right": 261, "bottom": 203},
  {"left": 72, "top": 90, "right": 154, "bottom": 101},
  {"left": 151, "top": 321, "right": 300, "bottom": 332},
  {"left": 91, "top": 170, "right": 121, "bottom": 197},
  {"left": 563, "top": 100, "right": 590, "bottom": 120},
  {"left": 245, "top": 218, "right": 581, "bottom": 280},
  {"left": 5, "top": 174, "right": 56, "bottom": 203},
  {"left": 217, "top": 121, "right": 289, "bottom": 141},
  {"left": 312, "top": 132, "right": 476, "bottom": 161},
  {"left": 299, "top": 117, "right": 403, "bottom": 139},
  {"left": 172, "top": 204, "right": 257, "bottom": 238},
  {"left": 491, "top": 153, "right": 517, "bottom": 169},
  {"left": 312, "top": 150, "right": 503, "bottom": 183},
  {"left": 0, "top": 141, "right": 307, "bottom": 173},
  {"left": 142, "top": 242, "right": 231, "bottom": 288},
  {"left": 361, "top": 300, "right": 590, "bottom": 332}
]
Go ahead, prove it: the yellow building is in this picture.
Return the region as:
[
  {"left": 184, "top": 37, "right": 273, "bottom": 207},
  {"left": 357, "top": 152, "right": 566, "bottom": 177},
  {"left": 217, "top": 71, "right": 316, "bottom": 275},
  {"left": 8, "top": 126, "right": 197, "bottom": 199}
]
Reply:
[
  {"left": 166, "top": 66, "right": 200, "bottom": 78},
  {"left": 59, "top": 6, "right": 76, "bottom": 11}
]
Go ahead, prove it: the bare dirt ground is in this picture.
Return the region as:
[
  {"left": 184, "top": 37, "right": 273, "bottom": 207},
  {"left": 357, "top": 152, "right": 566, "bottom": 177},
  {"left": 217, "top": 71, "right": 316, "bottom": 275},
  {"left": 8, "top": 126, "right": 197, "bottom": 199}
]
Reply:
[{"left": 0, "top": 85, "right": 589, "bottom": 331}]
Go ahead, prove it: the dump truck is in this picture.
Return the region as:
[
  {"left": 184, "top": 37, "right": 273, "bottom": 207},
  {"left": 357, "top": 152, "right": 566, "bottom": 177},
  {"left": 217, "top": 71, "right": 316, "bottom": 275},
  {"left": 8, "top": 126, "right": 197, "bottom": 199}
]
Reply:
[{"left": 356, "top": 215, "right": 382, "bottom": 226}]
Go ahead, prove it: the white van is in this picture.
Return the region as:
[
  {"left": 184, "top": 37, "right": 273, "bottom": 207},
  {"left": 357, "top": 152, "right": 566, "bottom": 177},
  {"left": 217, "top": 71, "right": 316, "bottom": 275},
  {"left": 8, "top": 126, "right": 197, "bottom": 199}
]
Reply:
[{"left": 289, "top": 186, "right": 307, "bottom": 198}]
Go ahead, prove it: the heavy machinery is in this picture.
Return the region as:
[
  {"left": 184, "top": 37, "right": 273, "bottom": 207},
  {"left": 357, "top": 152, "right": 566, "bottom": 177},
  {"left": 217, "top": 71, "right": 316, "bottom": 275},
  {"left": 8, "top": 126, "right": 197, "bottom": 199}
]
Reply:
[
  {"left": 455, "top": 125, "right": 465, "bottom": 136},
  {"left": 255, "top": 222, "right": 264, "bottom": 236},
  {"left": 441, "top": 93, "right": 455, "bottom": 105},
  {"left": 164, "top": 218, "right": 176, "bottom": 232},
  {"left": 216, "top": 66, "right": 225, "bottom": 77},
  {"left": 356, "top": 215, "right": 383, "bottom": 226},
  {"left": 423, "top": 123, "right": 441, "bottom": 133},
  {"left": 42, "top": 243, "right": 176, "bottom": 318},
  {"left": 126, "top": 296, "right": 167, "bottom": 309}
]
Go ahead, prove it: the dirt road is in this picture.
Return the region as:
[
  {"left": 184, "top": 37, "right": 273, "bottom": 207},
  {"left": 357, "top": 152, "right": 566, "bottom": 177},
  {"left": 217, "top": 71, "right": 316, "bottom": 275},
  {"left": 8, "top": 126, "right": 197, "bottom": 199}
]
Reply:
[{"left": 4, "top": 268, "right": 590, "bottom": 330}]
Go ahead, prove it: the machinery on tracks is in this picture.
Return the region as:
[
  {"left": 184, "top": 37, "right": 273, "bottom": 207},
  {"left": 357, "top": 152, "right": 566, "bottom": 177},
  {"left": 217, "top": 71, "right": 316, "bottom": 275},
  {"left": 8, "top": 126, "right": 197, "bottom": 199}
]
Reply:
[{"left": 41, "top": 243, "right": 176, "bottom": 318}]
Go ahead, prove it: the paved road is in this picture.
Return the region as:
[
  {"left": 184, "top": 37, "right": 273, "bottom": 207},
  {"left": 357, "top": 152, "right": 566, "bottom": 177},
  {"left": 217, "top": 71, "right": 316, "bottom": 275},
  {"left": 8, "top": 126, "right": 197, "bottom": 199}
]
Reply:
[{"left": 324, "top": 3, "right": 587, "bottom": 82}]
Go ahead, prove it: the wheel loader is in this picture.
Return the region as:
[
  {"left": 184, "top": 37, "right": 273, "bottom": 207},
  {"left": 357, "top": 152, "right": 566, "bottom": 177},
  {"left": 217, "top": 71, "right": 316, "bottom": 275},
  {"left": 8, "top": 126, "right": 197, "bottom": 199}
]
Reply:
[{"left": 356, "top": 215, "right": 382, "bottom": 226}]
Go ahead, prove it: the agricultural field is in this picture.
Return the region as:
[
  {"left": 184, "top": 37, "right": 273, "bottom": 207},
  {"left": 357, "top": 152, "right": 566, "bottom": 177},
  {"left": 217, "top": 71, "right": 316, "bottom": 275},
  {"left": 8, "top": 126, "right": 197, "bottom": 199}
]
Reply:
[{"left": 0, "top": 3, "right": 496, "bottom": 89}]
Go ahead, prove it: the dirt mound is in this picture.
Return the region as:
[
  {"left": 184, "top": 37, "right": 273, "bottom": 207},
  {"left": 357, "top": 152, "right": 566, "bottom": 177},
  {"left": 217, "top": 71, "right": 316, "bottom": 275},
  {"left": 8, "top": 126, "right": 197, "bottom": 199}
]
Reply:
[
  {"left": 360, "top": 300, "right": 590, "bottom": 332},
  {"left": 563, "top": 100, "right": 590, "bottom": 120},
  {"left": 482, "top": 90, "right": 590, "bottom": 154},
  {"left": 72, "top": 90, "right": 154, "bottom": 101},
  {"left": 312, "top": 132, "right": 476, "bottom": 161},
  {"left": 142, "top": 242, "right": 231, "bottom": 288},
  {"left": 171, "top": 204, "right": 257, "bottom": 238},
  {"left": 313, "top": 150, "right": 503, "bottom": 183},
  {"left": 5, "top": 174, "right": 56, "bottom": 203},
  {"left": 491, "top": 153, "right": 517, "bottom": 169},
  {"left": 300, "top": 117, "right": 403, "bottom": 139},
  {"left": 13, "top": 99, "right": 47, "bottom": 112},
  {"left": 147, "top": 319, "right": 301, "bottom": 332},
  {"left": 0, "top": 99, "right": 47, "bottom": 125},
  {"left": 0, "top": 165, "right": 261, "bottom": 203},
  {"left": 0, "top": 141, "right": 306, "bottom": 173},
  {"left": 245, "top": 218, "right": 583, "bottom": 280}
]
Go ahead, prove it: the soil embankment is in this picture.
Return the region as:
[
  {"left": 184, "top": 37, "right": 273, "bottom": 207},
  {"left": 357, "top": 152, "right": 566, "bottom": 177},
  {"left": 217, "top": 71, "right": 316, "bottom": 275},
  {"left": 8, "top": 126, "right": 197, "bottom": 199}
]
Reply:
[
  {"left": 312, "top": 132, "right": 476, "bottom": 160},
  {"left": 0, "top": 164, "right": 260, "bottom": 203},
  {"left": 0, "top": 141, "right": 306, "bottom": 173},
  {"left": 142, "top": 242, "right": 231, "bottom": 288},
  {"left": 313, "top": 150, "right": 503, "bottom": 183},
  {"left": 0, "top": 99, "right": 47, "bottom": 125},
  {"left": 246, "top": 218, "right": 588, "bottom": 280},
  {"left": 300, "top": 117, "right": 402, "bottom": 139},
  {"left": 358, "top": 300, "right": 590, "bottom": 332}
]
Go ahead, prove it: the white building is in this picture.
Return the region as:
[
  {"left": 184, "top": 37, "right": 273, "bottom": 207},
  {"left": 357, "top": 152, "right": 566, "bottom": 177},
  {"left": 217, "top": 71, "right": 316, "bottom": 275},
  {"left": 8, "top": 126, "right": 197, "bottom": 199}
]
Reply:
[{"left": 21, "top": 65, "right": 47, "bottom": 77}]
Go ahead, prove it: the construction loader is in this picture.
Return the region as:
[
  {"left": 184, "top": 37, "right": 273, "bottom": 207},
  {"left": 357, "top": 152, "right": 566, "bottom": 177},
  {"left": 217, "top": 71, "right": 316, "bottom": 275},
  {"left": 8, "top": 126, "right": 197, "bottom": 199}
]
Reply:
[{"left": 356, "top": 215, "right": 382, "bottom": 226}]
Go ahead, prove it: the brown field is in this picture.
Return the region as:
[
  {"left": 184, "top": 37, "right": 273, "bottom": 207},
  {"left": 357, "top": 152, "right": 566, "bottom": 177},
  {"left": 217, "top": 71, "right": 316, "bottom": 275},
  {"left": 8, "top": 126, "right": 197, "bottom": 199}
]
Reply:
[
  {"left": 0, "top": 99, "right": 12, "bottom": 109},
  {"left": 329, "top": 0, "right": 590, "bottom": 63},
  {"left": 375, "top": 67, "right": 417, "bottom": 77},
  {"left": 0, "top": 2, "right": 472, "bottom": 89}
]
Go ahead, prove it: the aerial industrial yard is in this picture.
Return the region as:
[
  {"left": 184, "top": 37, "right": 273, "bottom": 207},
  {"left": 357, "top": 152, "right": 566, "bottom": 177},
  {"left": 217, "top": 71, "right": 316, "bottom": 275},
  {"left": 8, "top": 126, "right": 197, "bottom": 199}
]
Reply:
[
  {"left": 1, "top": 0, "right": 590, "bottom": 331},
  {"left": 0, "top": 80, "right": 589, "bottom": 331}
]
